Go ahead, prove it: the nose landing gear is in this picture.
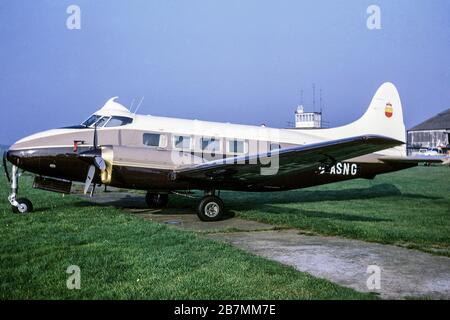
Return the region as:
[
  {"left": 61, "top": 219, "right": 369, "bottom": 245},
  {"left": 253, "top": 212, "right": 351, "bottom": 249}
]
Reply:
[{"left": 8, "top": 165, "right": 33, "bottom": 214}]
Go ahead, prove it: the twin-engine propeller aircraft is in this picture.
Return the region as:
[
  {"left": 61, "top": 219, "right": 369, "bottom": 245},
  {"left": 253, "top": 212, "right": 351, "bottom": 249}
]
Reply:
[{"left": 3, "top": 83, "right": 446, "bottom": 221}]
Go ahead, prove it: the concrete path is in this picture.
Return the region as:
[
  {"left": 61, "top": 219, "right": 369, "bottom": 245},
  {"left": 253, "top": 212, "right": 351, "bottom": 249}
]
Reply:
[
  {"left": 209, "top": 230, "right": 450, "bottom": 299},
  {"left": 84, "top": 190, "right": 450, "bottom": 299},
  {"left": 84, "top": 191, "right": 275, "bottom": 233}
]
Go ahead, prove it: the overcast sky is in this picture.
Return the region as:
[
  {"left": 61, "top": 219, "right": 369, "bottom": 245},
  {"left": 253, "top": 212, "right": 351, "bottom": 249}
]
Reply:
[{"left": 1, "top": 0, "right": 449, "bottom": 144}]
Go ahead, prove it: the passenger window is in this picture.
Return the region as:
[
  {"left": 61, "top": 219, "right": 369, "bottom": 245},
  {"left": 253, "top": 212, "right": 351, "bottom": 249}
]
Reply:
[
  {"left": 201, "top": 137, "right": 220, "bottom": 152},
  {"left": 143, "top": 133, "right": 161, "bottom": 147},
  {"left": 228, "top": 140, "right": 245, "bottom": 154},
  {"left": 270, "top": 143, "right": 281, "bottom": 151},
  {"left": 173, "top": 135, "right": 191, "bottom": 150}
]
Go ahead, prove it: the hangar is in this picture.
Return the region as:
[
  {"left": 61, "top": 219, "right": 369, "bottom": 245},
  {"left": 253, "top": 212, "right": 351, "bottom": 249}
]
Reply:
[{"left": 407, "top": 108, "right": 450, "bottom": 152}]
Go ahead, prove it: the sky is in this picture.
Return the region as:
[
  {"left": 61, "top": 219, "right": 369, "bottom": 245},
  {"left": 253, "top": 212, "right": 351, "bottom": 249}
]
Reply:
[{"left": 0, "top": 0, "right": 449, "bottom": 145}]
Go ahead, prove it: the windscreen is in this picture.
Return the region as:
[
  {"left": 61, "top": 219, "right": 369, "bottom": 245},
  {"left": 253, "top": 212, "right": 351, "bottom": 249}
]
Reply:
[{"left": 82, "top": 115, "right": 101, "bottom": 127}]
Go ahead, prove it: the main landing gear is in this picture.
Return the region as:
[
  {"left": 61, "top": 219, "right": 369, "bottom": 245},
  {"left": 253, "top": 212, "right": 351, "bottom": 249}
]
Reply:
[
  {"left": 145, "top": 192, "right": 169, "bottom": 208},
  {"left": 144, "top": 190, "right": 226, "bottom": 222},
  {"left": 197, "top": 190, "right": 225, "bottom": 222},
  {"left": 8, "top": 165, "right": 33, "bottom": 214}
]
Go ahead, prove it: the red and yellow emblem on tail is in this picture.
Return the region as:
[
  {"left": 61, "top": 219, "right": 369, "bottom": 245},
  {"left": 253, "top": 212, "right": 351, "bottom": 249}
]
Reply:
[{"left": 385, "top": 103, "right": 393, "bottom": 118}]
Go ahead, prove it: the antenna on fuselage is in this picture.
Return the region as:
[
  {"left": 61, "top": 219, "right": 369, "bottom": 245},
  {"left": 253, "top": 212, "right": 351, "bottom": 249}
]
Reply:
[
  {"left": 129, "top": 98, "right": 136, "bottom": 112},
  {"left": 134, "top": 96, "right": 145, "bottom": 114}
]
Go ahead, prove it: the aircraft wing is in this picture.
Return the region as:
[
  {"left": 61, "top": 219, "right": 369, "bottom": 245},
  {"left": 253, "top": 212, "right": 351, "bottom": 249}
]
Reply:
[
  {"left": 378, "top": 155, "right": 449, "bottom": 164},
  {"left": 174, "top": 135, "right": 403, "bottom": 185}
]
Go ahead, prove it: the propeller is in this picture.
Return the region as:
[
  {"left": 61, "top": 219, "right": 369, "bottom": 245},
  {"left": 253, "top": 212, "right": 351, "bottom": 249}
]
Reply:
[
  {"left": 2, "top": 151, "right": 11, "bottom": 183},
  {"left": 93, "top": 122, "right": 99, "bottom": 150},
  {"left": 80, "top": 123, "right": 107, "bottom": 195}
]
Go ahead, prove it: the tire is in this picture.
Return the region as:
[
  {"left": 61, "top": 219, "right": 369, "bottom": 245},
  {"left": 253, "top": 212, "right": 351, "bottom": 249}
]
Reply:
[
  {"left": 197, "top": 196, "right": 224, "bottom": 221},
  {"left": 145, "top": 192, "right": 169, "bottom": 208},
  {"left": 11, "top": 198, "right": 33, "bottom": 214}
]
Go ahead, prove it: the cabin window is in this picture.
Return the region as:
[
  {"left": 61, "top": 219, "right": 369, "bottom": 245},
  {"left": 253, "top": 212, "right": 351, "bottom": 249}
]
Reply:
[
  {"left": 201, "top": 137, "right": 221, "bottom": 152},
  {"left": 228, "top": 139, "right": 245, "bottom": 154},
  {"left": 143, "top": 133, "right": 161, "bottom": 147},
  {"left": 104, "top": 116, "right": 133, "bottom": 127},
  {"left": 270, "top": 143, "right": 281, "bottom": 151},
  {"left": 173, "top": 135, "right": 191, "bottom": 150}
]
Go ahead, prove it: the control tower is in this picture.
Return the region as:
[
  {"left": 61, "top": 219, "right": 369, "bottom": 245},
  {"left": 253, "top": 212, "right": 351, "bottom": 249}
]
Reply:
[{"left": 294, "top": 105, "right": 322, "bottom": 128}]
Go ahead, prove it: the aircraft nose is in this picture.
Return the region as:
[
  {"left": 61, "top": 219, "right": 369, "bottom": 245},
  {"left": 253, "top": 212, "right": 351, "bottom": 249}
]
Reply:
[
  {"left": 6, "top": 149, "right": 21, "bottom": 166},
  {"left": 6, "top": 148, "right": 36, "bottom": 167}
]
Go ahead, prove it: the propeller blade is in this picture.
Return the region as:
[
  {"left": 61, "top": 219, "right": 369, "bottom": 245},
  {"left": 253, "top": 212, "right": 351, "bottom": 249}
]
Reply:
[
  {"left": 2, "top": 151, "right": 11, "bottom": 183},
  {"left": 93, "top": 123, "right": 98, "bottom": 149},
  {"left": 81, "top": 127, "right": 105, "bottom": 195},
  {"left": 94, "top": 156, "right": 106, "bottom": 171},
  {"left": 84, "top": 165, "right": 96, "bottom": 195}
]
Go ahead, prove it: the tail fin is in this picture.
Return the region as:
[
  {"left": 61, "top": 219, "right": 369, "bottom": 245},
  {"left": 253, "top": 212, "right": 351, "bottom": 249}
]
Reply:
[
  {"left": 310, "top": 82, "right": 406, "bottom": 156},
  {"left": 354, "top": 82, "right": 405, "bottom": 143}
]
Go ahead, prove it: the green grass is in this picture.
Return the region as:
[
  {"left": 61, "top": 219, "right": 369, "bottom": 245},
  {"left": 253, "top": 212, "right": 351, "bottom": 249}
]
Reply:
[
  {"left": 1, "top": 165, "right": 447, "bottom": 299},
  {"left": 224, "top": 166, "right": 450, "bottom": 256},
  {"left": 0, "top": 174, "right": 373, "bottom": 299}
]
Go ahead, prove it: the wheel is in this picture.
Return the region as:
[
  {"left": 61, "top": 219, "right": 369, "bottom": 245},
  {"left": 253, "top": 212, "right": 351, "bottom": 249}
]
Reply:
[
  {"left": 11, "top": 198, "right": 33, "bottom": 214},
  {"left": 197, "top": 196, "right": 225, "bottom": 221},
  {"left": 145, "top": 192, "right": 169, "bottom": 208}
]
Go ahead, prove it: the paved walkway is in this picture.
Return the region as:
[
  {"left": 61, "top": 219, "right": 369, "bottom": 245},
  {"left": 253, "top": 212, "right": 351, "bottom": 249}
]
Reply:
[
  {"left": 85, "top": 191, "right": 275, "bottom": 233},
  {"left": 85, "top": 191, "right": 450, "bottom": 299},
  {"left": 208, "top": 230, "right": 450, "bottom": 299}
]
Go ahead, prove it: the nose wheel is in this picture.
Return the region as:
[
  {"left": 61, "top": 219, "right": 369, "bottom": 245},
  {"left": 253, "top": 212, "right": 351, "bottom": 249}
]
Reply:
[
  {"left": 12, "top": 198, "right": 33, "bottom": 214},
  {"left": 8, "top": 165, "right": 33, "bottom": 214},
  {"left": 197, "top": 192, "right": 225, "bottom": 221}
]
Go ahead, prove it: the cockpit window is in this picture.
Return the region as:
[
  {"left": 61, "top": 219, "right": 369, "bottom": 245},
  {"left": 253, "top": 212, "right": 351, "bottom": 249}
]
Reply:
[
  {"left": 104, "top": 116, "right": 133, "bottom": 127},
  {"left": 94, "top": 116, "right": 111, "bottom": 127},
  {"left": 82, "top": 115, "right": 101, "bottom": 127},
  {"left": 81, "top": 115, "right": 133, "bottom": 128}
]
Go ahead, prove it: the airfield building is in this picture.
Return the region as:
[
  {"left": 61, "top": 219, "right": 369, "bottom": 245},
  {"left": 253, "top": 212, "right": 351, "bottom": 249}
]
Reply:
[
  {"left": 294, "top": 105, "right": 322, "bottom": 128},
  {"left": 407, "top": 108, "right": 450, "bottom": 152}
]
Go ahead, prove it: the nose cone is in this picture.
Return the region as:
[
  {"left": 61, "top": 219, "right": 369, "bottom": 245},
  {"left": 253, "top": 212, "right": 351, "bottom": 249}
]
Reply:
[
  {"left": 6, "top": 140, "right": 66, "bottom": 178},
  {"left": 6, "top": 149, "right": 19, "bottom": 165},
  {"left": 6, "top": 129, "right": 95, "bottom": 182},
  {"left": 7, "top": 132, "right": 45, "bottom": 167},
  {"left": 6, "top": 148, "right": 39, "bottom": 168},
  {"left": 6, "top": 129, "right": 61, "bottom": 170}
]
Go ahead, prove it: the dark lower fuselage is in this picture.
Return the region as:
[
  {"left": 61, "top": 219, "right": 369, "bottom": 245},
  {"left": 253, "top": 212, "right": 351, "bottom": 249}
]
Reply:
[{"left": 6, "top": 146, "right": 416, "bottom": 193}]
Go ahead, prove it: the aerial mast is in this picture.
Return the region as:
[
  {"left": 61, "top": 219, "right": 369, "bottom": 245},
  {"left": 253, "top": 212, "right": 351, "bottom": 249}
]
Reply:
[{"left": 312, "top": 83, "right": 316, "bottom": 112}]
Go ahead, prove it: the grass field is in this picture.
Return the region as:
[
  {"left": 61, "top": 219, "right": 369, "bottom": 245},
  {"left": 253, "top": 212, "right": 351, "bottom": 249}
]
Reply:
[
  {"left": 0, "top": 164, "right": 448, "bottom": 299},
  {"left": 0, "top": 173, "right": 373, "bottom": 299},
  {"left": 224, "top": 166, "right": 450, "bottom": 256}
]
